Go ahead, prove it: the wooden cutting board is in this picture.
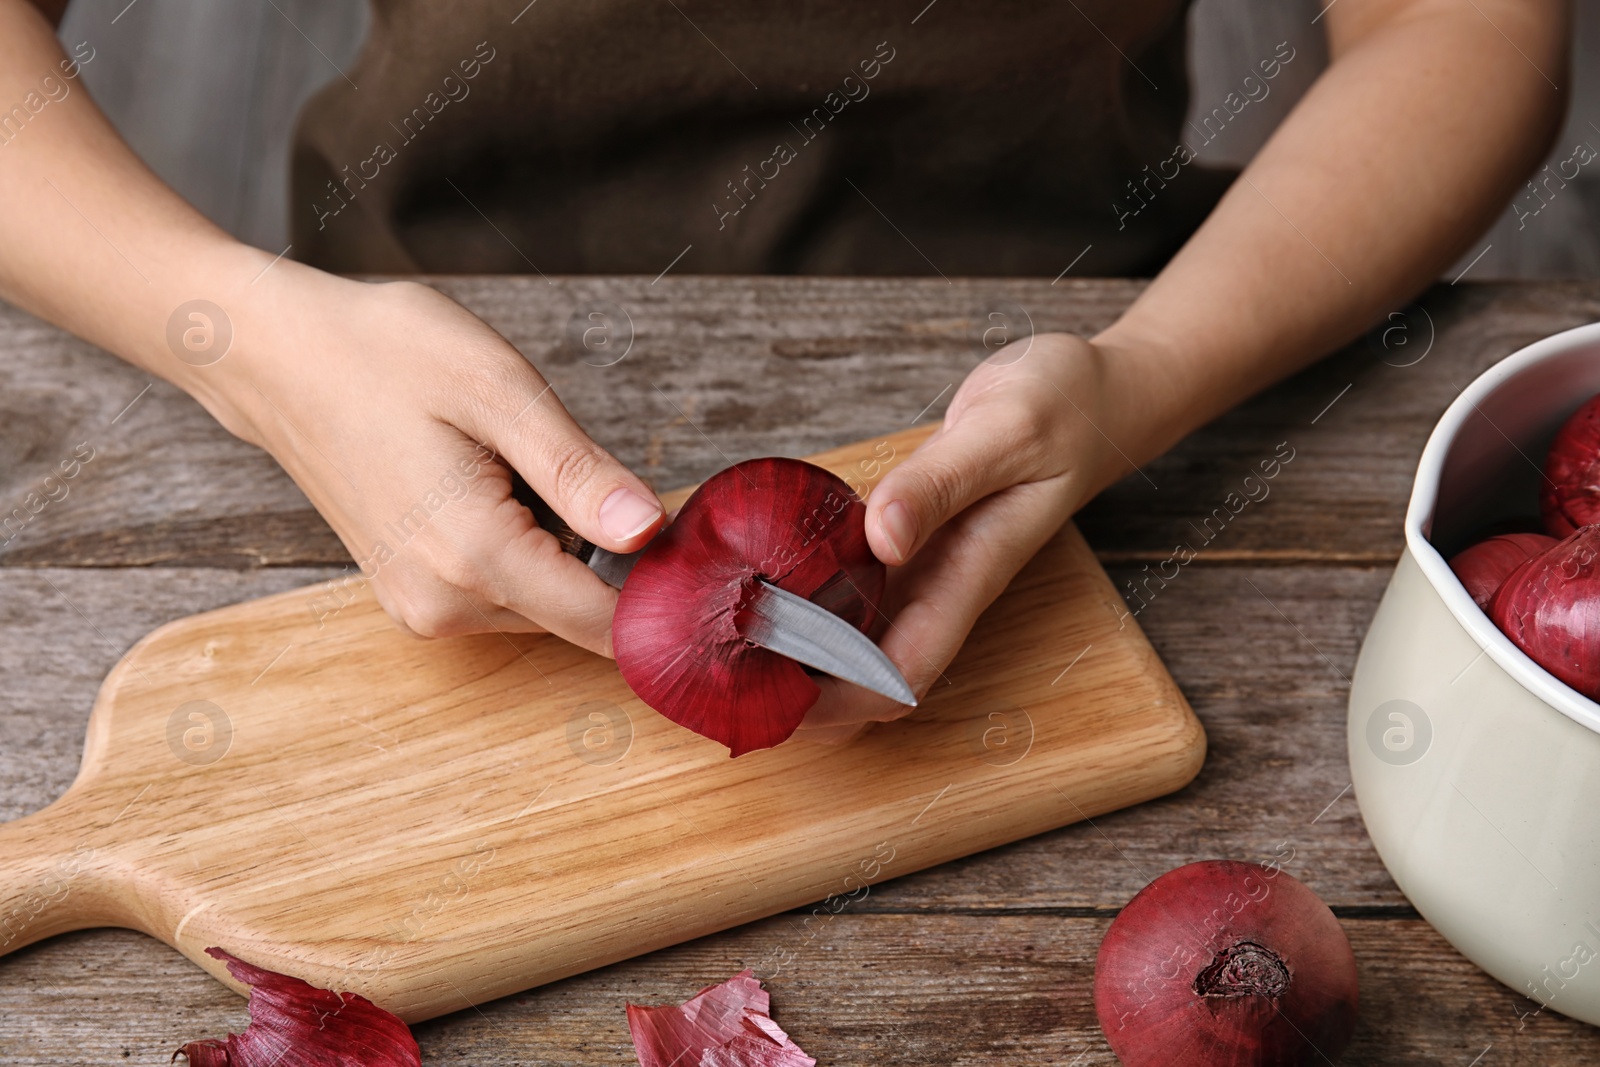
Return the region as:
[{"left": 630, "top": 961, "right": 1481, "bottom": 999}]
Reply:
[{"left": 0, "top": 425, "right": 1203, "bottom": 1023}]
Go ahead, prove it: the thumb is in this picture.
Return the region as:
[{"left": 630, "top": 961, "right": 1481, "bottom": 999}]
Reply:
[
  {"left": 867, "top": 417, "right": 1035, "bottom": 565},
  {"left": 476, "top": 378, "right": 664, "bottom": 552}
]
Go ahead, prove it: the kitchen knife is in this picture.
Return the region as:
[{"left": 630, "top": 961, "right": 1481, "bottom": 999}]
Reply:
[{"left": 516, "top": 480, "right": 916, "bottom": 706}]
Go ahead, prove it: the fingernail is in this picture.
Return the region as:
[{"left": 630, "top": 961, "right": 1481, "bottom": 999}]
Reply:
[
  {"left": 879, "top": 500, "right": 918, "bottom": 564},
  {"left": 599, "top": 487, "right": 663, "bottom": 542}
]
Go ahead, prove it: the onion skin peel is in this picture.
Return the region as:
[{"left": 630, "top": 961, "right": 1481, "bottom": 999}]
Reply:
[{"left": 173, "top": 947, "right": 420, "bottom": 1067}]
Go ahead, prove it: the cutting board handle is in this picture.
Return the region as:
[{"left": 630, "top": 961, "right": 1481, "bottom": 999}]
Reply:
[
  {"left": 0, "top": 424, "right": 947, "bottom": 967},
  {"left": 0, "top": 794, "right": 125, "bottom": 959}
]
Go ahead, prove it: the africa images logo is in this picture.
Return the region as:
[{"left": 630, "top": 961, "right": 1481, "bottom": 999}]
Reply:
[{"left": 1364, "top": 699, "right": 1431, "bottom": 766}]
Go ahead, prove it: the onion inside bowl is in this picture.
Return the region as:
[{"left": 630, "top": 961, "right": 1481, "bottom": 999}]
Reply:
[
  {"left": 1489, "top": 526, "right": 1600, "bottom": 702},
  {"left": 1449, "top": 533, "right": 1558, "bottom": 609},
  {"left": 1436, "top": 385, "right": 1600, "bottom": 706},
  {"left": 1542, "top": 393, "right": 1600, "bottom": 536}
]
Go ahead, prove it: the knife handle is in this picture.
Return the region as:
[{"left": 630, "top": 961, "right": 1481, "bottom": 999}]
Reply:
[
  {"left": 510, "top": 472, "right": 643, "bottom": 588},
  {"left": 510, "top": 472, "right": 597, "bottom": 563}
]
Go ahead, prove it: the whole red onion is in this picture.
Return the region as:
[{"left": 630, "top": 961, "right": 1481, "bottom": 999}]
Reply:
[
  {"left": 1489, "top": 525, "right": 1600, "bottom": 700},
  {"left": 1449, "top": 532, "right": 1558, "bottom": 608},
  {"left": 1094, "top": 860, "right": 1358, "bottom": 1067},
  {"left": 612, "top": 457, "right": 884, "bottom": 757},
  {"left": 1542, "top": 393, "right": 1600, "bottom": 536}
]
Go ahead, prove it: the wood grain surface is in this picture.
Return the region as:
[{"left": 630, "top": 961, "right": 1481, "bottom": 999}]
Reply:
[
  {"left": 0, "top": 427, "right": 1203, "bottom": 1024},
  {"left": 3, "top": 277, "right": 1599, "bottom": 1063}
]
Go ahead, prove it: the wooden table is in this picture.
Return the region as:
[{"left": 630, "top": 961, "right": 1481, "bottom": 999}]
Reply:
[{"left": 2, "top": 277, "right": 1597, "bottom": 1064}]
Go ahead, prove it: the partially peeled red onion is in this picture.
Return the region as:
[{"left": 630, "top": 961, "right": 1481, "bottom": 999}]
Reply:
[
  {"left": 1542, "top": 393, "right": 1600, "bottom": 536},
  {"left": 1449, "top": 532, "right": 1558, "bottom": 608},
  {"left": 612, "top": 457, "right": 884, "bottom": 757},
  {"left": 1489, "top": 525, "right": 1600, "bottom": 701},
  {"left": 1094, "top": 860, "right": 1358, "bottom": 1067}
]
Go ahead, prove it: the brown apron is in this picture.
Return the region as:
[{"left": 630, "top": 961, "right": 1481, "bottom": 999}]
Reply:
[{"left": 290, "top": 0, "right": 1226, "bottom": 276}]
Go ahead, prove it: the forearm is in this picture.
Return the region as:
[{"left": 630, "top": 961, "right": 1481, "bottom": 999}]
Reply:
[
  {"left": 0, "top": 1, "right": 267, "bottom": 405},
  {"left": 1093, "top": 0, "right": 1568, "bottom": 475}
]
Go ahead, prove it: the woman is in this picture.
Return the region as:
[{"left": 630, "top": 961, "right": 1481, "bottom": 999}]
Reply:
[{"left": 0, "top": 0, "right": 1569, "bottom": 740}]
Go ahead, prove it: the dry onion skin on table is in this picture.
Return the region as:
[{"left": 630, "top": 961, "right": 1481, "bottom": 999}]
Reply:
[
  {"left": 626, "top": 969, "right": 815, "bottom": 1067},
  {"left": 612, "top": 457, "right": 885, "bottom": 757},
  {"left": 173, "top": 947, "right": 419, "bottom": 1067}
]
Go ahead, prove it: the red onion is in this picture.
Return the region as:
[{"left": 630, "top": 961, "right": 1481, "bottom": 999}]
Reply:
[
  {"left": 1449, "top": 532, "right": 1558, "bottom": 608},
  {"left": 1542, "top": 392, "right": 1600, "bottom": 536},
  {"left": 612, "top": 457, "right": 884, "bottom": 757},
  {"left": 1094, "top": 860, "right": 1358, "bottom": 1067},
  {"left": 1489, "top": 525, "right": 1600, "bottom": 700},
  {"left": 174, "top": 947, "right": 419, "bottom": 1066}
]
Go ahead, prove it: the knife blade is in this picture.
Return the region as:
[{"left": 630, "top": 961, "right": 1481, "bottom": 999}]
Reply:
[
  {"left": 516, "top": 478, "right": 916, "bottom": 706},
  {"left": 740, "top": 579, "right": 917, "bottom": 706}
]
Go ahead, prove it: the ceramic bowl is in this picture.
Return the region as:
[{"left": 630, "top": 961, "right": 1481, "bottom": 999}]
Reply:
[{"left": 1349, "top": 321, "right": 1600, "bottom": 1025}]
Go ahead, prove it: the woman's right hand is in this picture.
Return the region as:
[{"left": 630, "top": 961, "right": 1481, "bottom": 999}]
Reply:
[
  {"left": 0, "top": 6, "right": 656, "bottom": 655},
  {"left": 191, "top": 263, "right": 663, "bottom": 656}
]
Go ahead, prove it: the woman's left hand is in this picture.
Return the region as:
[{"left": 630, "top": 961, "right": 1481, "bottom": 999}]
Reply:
[{"left": 794, "top": 332, "right": 1144, "bottom": 743}]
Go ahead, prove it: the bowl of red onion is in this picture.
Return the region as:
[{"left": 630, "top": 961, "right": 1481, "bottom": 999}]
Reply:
[{"left": 1350, "top": 321, "right": 1600, "bottom": 1025}]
